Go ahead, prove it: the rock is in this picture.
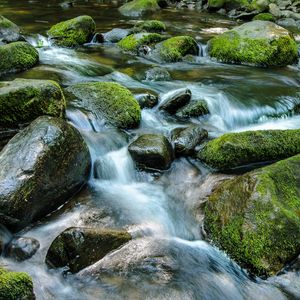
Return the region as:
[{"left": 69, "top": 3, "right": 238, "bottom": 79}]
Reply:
[
  {"left": 0, "top": 128, "right": 19, "bottom": 152},
  {"left": 0, "top": 79, "right": 65, "bottom": 128},
  {"left": 0, "top": 116, "right": 91, "bottom": 230},
  {"left": 204, "top": 154, "right": 300, "bottom": 276},
  {"left": 103, "top": 28, "right": 130, "bottom": 43},
  {"left": 6, "top": 237, "right": 40, "bottom": 261},
  {"left": 46, "top": 227, "right": 131, "bottom": 273},
  {"left": 0, "top": 42, "right": 39, "bottom": 76},
  {"left": 0, "top": 268, "right": 35, "bottom": 300},
  {"left": 135, "top": 93, "right": 158, "bottom": 108},
  {"left": 117, "top": 32, "right": 165, "bottom": 52},
  {"left": 171, "top": 125, "right": 208, "bottom": 156},
  {"left": 48, "top": 15, "right": 96, "bottom": 47},
  {"left": 253, "top": 12, "right": 276, "bottom": 21},
  {"left": 65, "top": 82, "right": 141, "bottom": 129},
  {"left": 269, "top": 3, "right": 282, "bottom": 18},
  {"left": 208, "top": 20, "right": 298, "bottom": 67},
  {"left": 176, "top": 100, "right": 209, "bottom": 118},
  {"left": 132, "top": 20, "right": 166, "bottom": 33},
  {"left": 208, "top": 0, "right": 225, "bottom": 9},
  {"left": 277, "top": 17, "right": 298, "bottom": 29},
  {"left": 119, "top": 0, "right": 161, "bottom": 17},
  {"left": 128, "top": 134, "right": 174, "bottom": 170},
  {"left": 198, "top": 129, "right": 300, "bottom": 170},
  {"left": 159, "top": 88, "right": 191, "bottom": 114},
  {"left": 152, "top": 36, "right": 198, "bottom": 62},
  {"left": 0, "top": 15, "right": 21, "bottom": 43},
  {"left": 145, "top": 66, "right": 171, "bottom": 81}
]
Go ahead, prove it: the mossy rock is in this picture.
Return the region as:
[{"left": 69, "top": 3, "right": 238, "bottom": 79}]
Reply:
[
  {"left": 46, "top": 227, "right": 132, "bottom": 273},
  {"left": 132, "top": 20, "right": 166, "bottom": 33},
  {"left": 0, "top": 78, "right": 65, "bottom": 128},
  {"left": 0, "top": 268, "right": 34, "bottom": 299},
  {"left": 208, "top": 20, "right": 298, "bottom": 67},
  {"left": 253, "top": 13, "right": 275, "bottom": 22},
  {"left": 48, "top": 15, "right": 95, "bottom": 47},
  {"left": 176, "top": 100, "right": 209, "bottom": 118},
  {"left": 0, "top": 42, "right": 39, "bottom": 76},
  {"left": 154, "top": 36, "right": 198, "bottom": 62},
  {"left": 0, "top": 15, "right": 21, "bottom": 43},
  {"left": 208, "top": 0, "right": 225, "bottom": 9},
  {"left": 204, "top": 154, "right": 300, "bottom": 277},
  {"left": 118, "top": 32, "right": 165, "bottom": 52},
  {"left": 198, "top": 129, "right": 300, "bottom": 170},
  {"left": 119, "top": 0, "right": 161, "bottom": 17}
]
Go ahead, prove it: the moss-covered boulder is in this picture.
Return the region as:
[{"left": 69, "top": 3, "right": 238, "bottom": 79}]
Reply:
[
  {"left": 46, "top": 227, "right": 131, "bottom": 273},
  {"left": 132, "top": 20, "right": 166, "bottom": 33},
  {"left": 0, "top": 79, "right": 65, "bottom": 128},
  {"left": 118, "top": 32, "right": 165, "bottom": 52},
  {"left": 0, "top": 116, "right": 91, "bottom": 230},
  {"left": 48, "top": 15, "right": 95, "bottom": 47},
  {"left": 0, "top": 42, "right": 39, "bottom": 75},
  {"left": 253, "top": 12, "right": 275, "bottom": 22},
  {"left": 176, "top": 100, "right": 209, "bottom": 118},
  {"left": 0, "top": 15, "right": 21, "bottom": 43},
  {"left": 204, "top": 154, "right": 300, "bottom": 276},
  {"left": 119, "top": 0, "right": 161, "bottom": 17},
  {"left": 153, "top": 36, "right": 198, "bottom": 62},
  {"left": 66, "top": 82, "right": 141, "bottom": 129},
  {"left": 0, "top": 268, "right": 34, "bottom": 300},
  {"left": 208, "top": 20, "right": 298, "bottom": 67},
  {"left": 198, "top": 129, "right": 300, "bottom": 170},
  {"left": 128, "top": 134, "right": 174, "bottom": 170}
]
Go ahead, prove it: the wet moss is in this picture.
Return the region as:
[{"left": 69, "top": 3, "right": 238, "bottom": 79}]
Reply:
[
  {"left": 48, "top": 15, "right": 95, "bottom": 47},
  {"left": 119, "top": 0, "right": 160, "bottom": 17},
  {"left": 0, "top": 15, "right": 17, "bottom": 30},
  {"left": 132, "top": 20, "right": 166, "bottom": 33},
  {"left": 253, "top": 13, "right": 275, "bottom": 22}
]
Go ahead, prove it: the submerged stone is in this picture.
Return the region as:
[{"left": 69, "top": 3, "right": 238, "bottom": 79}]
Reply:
[{"left": 145, "top": 66, "right": 171, "bottom": 81}]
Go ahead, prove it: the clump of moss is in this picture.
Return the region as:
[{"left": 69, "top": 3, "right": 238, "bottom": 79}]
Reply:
[
  {"left": 0, "top": 268, "right": 35, "bottom": 299},
  {"left": 119, "top": 0, "right": 161, "bottom": 17},
  {"left": 204, "top": 154, "right": 300, "bottom": 277},
  {"left": 132, "top": 20, "right": 166, "bottom": 33},
  {"left": 118, "top": 32, "right": 165, "bottom": 52},
  {"left": 48, "top": 15, "right": 95, "bottom": 47},
  {"left": 66, "top": 82, "right": 141, "bottom": 128},
  {"left": 253, "top": 13, "right": 275, "bottom": 22},
  {"left": 158, "top": 36, "right": 198, "bottom": 62},
  {"left": 198, "top": 129, "right": 300, "bottom": 170},
  {"left": 0, "top": 42, "right": 39, "bottom": 75}
]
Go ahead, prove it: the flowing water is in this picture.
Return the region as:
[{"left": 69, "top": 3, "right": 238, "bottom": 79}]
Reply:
[{"left": 1, "top": 1, "right": 300, "bottom": 299}]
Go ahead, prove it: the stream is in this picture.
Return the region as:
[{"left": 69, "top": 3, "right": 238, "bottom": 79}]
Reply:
[{"left": 1, "top": 0, "right": 300, "bottom": 299}]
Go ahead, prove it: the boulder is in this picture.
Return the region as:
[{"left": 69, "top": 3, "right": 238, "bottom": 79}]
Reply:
[
  {"left": 145, "top": 66, "right": 171, "bottom": 81},
  {"left": 135, "top": 93, "right": 158, "bottom": 108},
  {"left": 253, "top": 12, "right": 276, "bottom": 21},
  {"left": 6, "top": 237, "right": 40, "bottom": 261},
  {"left": 65, "top": 82, "right": 141, "bottom": 129},
  {"left": 128, "top": 134, "right": 174, "bottom": 170},
  {"left": 0, "top": 79, "right": 65, "bottom": 128},
  {"left": 204, "top": 154, "right": 300, "bottom": 276},
  {"left": 103, "top": 28, "right": 129, "bottom": 43},
  {"left": 0, "top": 42, "right": 39, "bottom": 75},
  {"left": 171, "top": 125, "right": 208, "bottom": 156},
  {"left": 119, "top": 0, "right": 161, "bottom": 17},
  {"left": 48, "top": 15, "right": 96, "bottom": 47},
  {"left": 176, "top": 100, "right": 209, "bottom": 118},
  {"left": 0, "top": 268, "right": 34, "bottom": 300},
  {"left": 198, "top": 129, "right": 300, "bottom": 170},
  {"left": 0, "top": 116, "right": 91, "bottom": 230},
  {"left": 0, "top": 15, "right": 22, "bottom": 43},
  {"left": 46, "top": 227, "right": 131, "bottom": 273},
  {"left": 208, "top": 20, "right": 298, "bottom": 67},
  {"left": 159, "top": 88, "right": 191, "bottom": 114},
  {"left": 132, "top": 20, "right": 166, "bottom": 33}
]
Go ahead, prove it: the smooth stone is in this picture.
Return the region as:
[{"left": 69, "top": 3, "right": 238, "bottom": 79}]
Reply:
[{"left": 6, "top": 237, "right": 40, "bottom": 261}]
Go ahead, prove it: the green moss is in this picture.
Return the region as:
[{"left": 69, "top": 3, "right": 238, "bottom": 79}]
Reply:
[
  {"left": 0, "top": 42, "right": 39, "bottom": 75},
  {"left": 253, "top": 13, "right": 275, "bottom": 22},
  {"left": 48, "top": 15, "right": 95, "bottom": 47},
  {"left": 0, "top": 268, "right": 34, "bottom": 299},
  {"left": 66, "top": 82, "right": 141, "bottom": 129},
  {"left": 204, "top": 154, "right": 300, "bottom": 276},
  {"left": 0, "top": 15, "right": 17, "bottom": 29},
  {"left": 198, "top": 129, "right": 300, "bottom": 170},
  {"left": 132, "top": 20, "right": 166, "bottom": 33},
  {"left": 158, "top": 36, "right": 198, "bottom": 62},
  {"left": 119, "top": 0, "right": 160, "bottom": 17},
  {"left": 118, "top": 33, "right": 165, "bottom": 52},
  {"left": 208, "top": 0, "right": 225, "bottom": 8}
]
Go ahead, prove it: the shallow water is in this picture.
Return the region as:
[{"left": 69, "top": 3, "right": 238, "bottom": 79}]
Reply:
[{"left": 1, "top": 1, "right": 300, "bottom": 299}]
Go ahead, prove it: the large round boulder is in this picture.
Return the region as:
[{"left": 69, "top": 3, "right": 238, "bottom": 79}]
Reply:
[
  {"left": 0, "top": 15, "right": 22, "bottom": 43},
  {"left": 0, "top": 116, "right": 91, "bottom": 230},
  {"left": 204, "top": 154, "right": 300, "bottom": 276},
  {"left": 46, "top": 227, "right": 131, "bottom": 273},
  {"left": 47, "top": 15, "right": 96, "bottom": 47},
  {"left": 0, "top": 79, "right": 65, "bottom": 128},
  {"left": 208, "top": 20, "right": 298, "bottom": 67},
  {"left": 119, "top": 0, "right": 161, "bottom": 17},
  {"left": 0, "top": 42, "right": 39, "bottom": 75},
  {"left": 198, "top": 129, "right": 300, "bottom": 170},
  {"left": 66, "top": 82, "right": 141, "bottom": 129}
]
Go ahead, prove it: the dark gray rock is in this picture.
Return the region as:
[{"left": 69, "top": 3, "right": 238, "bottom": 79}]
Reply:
[
  {"left": 135, "top": 93, "right": 158, "bottom": 109},
  {"left": 7, "top": 237, "right": 40, "bottom": 261},
  {"left": 176, "top": 100, "right": 209, "bottom": 118}
]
